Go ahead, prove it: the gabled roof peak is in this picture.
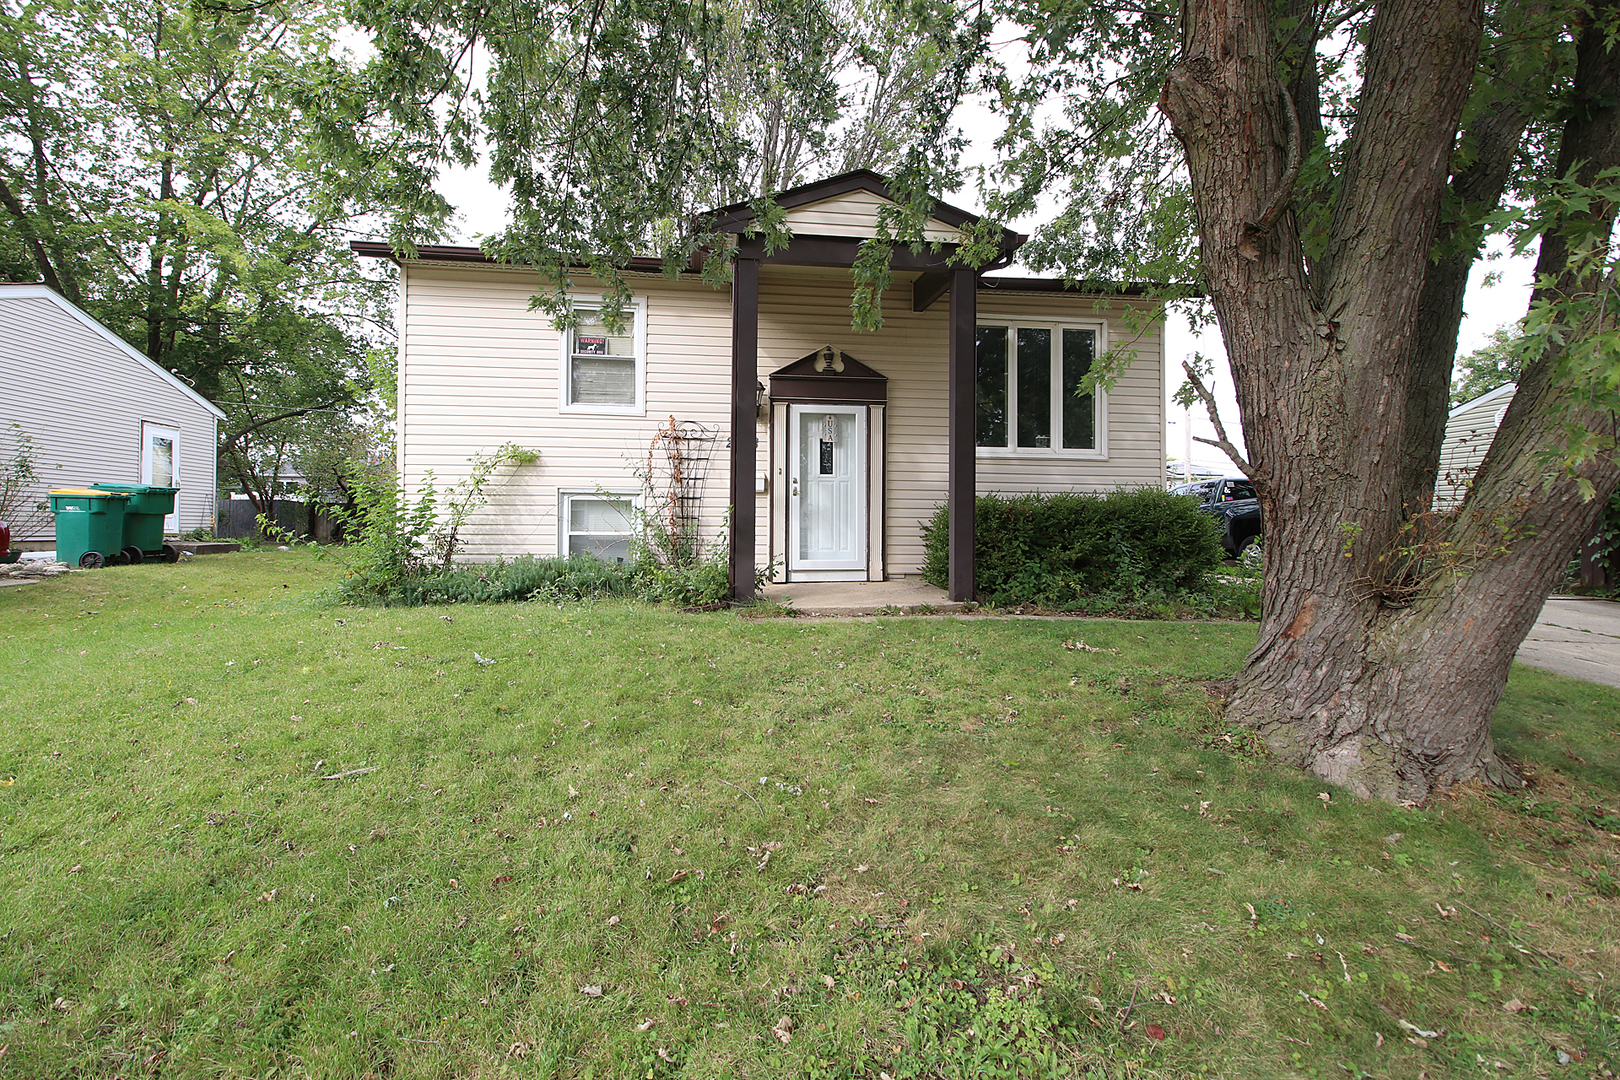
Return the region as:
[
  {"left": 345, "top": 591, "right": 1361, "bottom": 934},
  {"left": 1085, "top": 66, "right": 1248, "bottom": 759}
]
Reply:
[{"left": 701, "top": 169, "right": 1023, "bottom": 251}]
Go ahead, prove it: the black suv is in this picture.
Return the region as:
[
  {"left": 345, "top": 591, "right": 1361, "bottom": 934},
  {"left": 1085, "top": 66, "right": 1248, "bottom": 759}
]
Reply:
[{"left": 1172, "top": 477, "right": 1262, "bottom": 559}]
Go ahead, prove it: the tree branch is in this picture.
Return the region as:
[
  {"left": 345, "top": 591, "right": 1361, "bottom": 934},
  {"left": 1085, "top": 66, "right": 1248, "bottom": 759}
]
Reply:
[
  {"left": 1238, "top": 84, "right": 1301, "bottom": 260},
  {"left": 1181, "top": 359, "right": 1252, "bottom": 476},
  {"left": 221, "top": 400, "right": 343, "bottom": 452}
]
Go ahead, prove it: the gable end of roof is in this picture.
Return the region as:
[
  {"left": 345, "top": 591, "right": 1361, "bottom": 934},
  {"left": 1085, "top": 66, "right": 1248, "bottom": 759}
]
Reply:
[{"left": 0, "top": 284, "right": 227, "bottom": 419}]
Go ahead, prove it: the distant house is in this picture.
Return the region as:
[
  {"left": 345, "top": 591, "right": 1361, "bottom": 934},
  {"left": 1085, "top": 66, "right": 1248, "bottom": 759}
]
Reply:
[
  {"left": 0, "top": 284, "right": 224, "bottom": 543},
  {"left": 355, "top": 170, "right": 1168, "bottom": 599},
  {"left": 1436, "top": 383, "right": 1514, "bottom": 508}
]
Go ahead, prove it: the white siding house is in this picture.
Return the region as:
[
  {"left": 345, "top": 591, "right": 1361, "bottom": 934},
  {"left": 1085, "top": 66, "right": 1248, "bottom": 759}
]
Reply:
[
  {"left": 0, "top": 284, "right": 224, "bottom": 543},
  {"left": 1436, "top": 383, "right": 1514, "bottom": 508},
  {"left": 357, "top": 171, "right": 1168, "bottom": 597}
]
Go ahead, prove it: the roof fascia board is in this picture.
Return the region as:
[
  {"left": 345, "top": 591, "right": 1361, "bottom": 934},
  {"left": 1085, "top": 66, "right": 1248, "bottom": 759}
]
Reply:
[{"left": 1446, "top": 381, "right": 1517, "bottom": 421}]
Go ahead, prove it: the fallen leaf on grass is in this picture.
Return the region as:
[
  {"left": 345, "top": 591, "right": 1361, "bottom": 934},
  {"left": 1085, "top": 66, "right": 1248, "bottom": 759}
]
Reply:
[
  {"left": 67, "top": 864, "right": 81, "bottom": 874},
  {"left": 579, "top": 985, "right": 603, "bottom": 998},
  {"left": 1503, "top": 998, "right": 1527, "bottom": 1013},
  {"left": 606, "top": 915, "right": 621, "bottom": 927},
  {"left": 667, "top": 869, "right": 690, "bottom": 884},
  {"left": 1394, "top": 932, "right": 1417, "bottom": 944},
  {"left": 854, "top": 864, "right": 870, "bottom": 873},
  {"left": 657, "top": 1048, "right": 676, "bottom": 1063},
  {"left": 772, "top": 1016, "right": 793, "bottom": 1044},
  {"left": 1145, "top": 1024, "right": 1165, "bottom": 1041},
  {"left": 1434, "top": 960, "right": 1454, "bottom": 974},
  {"left": 1395, "top": 1018, "right": 1439, "bottom": 1039},
  {"left": 635, "top": 1019, "right": 657, "bottom": 1032}
]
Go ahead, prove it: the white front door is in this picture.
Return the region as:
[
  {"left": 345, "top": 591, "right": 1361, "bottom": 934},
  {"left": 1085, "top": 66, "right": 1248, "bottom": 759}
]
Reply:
[
  {"left": 788, "top": 405, "right": 866, "bottom": 579},
  {"left": 140, "top": 422, "right": 181, "bottom": 534}
]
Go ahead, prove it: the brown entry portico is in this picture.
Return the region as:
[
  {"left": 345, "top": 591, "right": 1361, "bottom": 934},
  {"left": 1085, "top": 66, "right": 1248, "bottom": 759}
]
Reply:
[{"left": 706, "top": 170, "right": 1024, "bottom": 602}]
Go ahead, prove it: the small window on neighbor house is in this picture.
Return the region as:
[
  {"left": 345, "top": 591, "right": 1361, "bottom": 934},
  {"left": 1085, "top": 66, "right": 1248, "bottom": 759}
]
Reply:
[
  {"left": 562, "top": 493, "right": 636, "bottom": 564},
  {"left": 565, "top": 304, "right": 643, "bottom": 409}
]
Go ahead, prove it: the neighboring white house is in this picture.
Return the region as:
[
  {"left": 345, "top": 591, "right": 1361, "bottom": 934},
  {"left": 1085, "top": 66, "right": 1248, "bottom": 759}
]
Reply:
[
  {"left": 355, "top": 170, "right": 1167, "bottom": 599},
  {"left": 0, "top": 284, "right": 225, "bottom": 543},
  {"left": 1436, "top": 383, "right": 1515, "bottom": 508}
]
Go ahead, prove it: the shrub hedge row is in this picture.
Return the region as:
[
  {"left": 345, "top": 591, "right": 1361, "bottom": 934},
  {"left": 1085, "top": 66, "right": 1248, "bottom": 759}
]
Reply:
[{"left": 920, "top": 489, "right": 1224, "bottom": 607}]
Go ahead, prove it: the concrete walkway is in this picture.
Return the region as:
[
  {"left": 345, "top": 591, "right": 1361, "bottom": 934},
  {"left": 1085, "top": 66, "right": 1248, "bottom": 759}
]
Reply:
[
  {"left": 1517, "top": 597, "right": 1620, "bottom": 688},
  {"left": 758, "top": 581, "right": 1620, "bottom": 690}
]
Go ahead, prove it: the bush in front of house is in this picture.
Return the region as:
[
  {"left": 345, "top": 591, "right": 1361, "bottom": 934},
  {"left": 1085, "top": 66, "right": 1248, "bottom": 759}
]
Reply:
[{"left": 920, "top": 489, "right": 1225, "bottom": 609}]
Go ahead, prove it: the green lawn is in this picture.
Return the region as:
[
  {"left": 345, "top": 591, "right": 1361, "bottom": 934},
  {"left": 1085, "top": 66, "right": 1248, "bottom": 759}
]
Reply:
[{"left": 1, "top": 550, "right": 1616, "bottom": 1078}]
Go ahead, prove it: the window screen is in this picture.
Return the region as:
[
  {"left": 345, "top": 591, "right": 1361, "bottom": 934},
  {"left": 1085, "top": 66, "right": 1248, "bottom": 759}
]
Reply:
[{"left": 569, "top": 309, "right": 638, "bottom": 407}]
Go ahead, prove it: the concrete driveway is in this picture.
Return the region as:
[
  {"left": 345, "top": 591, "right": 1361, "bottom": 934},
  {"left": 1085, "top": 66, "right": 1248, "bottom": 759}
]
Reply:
[{"left": 1517, "top": 597, "right": 1620, "bottom": 688}]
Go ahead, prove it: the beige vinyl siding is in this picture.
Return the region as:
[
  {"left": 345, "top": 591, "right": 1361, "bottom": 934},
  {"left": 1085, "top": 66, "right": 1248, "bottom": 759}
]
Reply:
[
  {"left": 399, "top": 264, "right": 738, "bottom": 561},
  {"left": 1436, "top": 385, "right": 1513, "bottom": 508},
  {"left": 398, "top": 263, "right": 1164, "bottom": 577},
  {"left": 782, "top": 189, "right": 963, "bottom": 243},
  {"left": 0, "top": 288, "right": 221, "bottom": 543},
  {"left": 756, "top": 267, "right": 1164, "bottom": 577}
]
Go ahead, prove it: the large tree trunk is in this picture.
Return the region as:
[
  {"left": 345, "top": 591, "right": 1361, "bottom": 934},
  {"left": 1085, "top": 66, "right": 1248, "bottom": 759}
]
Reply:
[{"left": 1156, "top": 0, "right": 1620, "bottom": 802}]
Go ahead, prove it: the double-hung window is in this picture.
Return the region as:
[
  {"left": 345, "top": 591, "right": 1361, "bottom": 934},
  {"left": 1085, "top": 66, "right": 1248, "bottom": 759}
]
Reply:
[
  {"left": 975, "top": 323, "right": 1105, "bottom": 456},
  {"left": 560, "top": 491, "right": 638, "bottom": 564},
  {"left": 560, "top": 298, "right": 647, "bottom": 413}
]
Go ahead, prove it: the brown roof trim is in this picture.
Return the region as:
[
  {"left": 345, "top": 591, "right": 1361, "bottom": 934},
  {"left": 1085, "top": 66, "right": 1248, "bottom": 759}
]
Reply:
[
  {"left": 350, "top": 241, "right": 681, "bottom": 275},
  {"left": 702, "top": 169, "right": 1022, "bottom": 250},
  {"left": 977, "top": 275, "right": 1189, "bottom": 298}
]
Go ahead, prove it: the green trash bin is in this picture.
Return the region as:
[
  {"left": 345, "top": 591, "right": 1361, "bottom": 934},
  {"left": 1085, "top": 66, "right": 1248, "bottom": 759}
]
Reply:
[
  {"left": 48, "top": 488, "right": 131, "bottom": 569},
  {"left": 91, "top": 482, "right": 180, "bottom": 563}
]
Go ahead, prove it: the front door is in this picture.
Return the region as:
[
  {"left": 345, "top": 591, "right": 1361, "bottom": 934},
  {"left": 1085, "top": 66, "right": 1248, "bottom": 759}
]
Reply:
[
  {"left": 141, "top": 422, "right": 181, "bottom": 534},
  {"left": 788, "top": 405, "right": 866, "bottom": 579}
]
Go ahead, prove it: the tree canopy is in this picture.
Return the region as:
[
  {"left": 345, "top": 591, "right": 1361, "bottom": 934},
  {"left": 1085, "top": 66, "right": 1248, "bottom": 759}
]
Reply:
[{"left": 0, "top": 0, "right": 451, "bottom": 512}]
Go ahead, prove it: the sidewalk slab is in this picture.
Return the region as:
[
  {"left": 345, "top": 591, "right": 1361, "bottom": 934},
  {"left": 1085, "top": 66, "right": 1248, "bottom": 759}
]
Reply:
[{"left": 1516, "top": 597, "right": 1620, "bottom": 688}]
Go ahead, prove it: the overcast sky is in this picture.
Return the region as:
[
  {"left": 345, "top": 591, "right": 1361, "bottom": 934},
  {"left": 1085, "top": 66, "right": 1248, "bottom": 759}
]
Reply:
[{"left": 431, "top": 88, "right": 1536, "bottom": 480}]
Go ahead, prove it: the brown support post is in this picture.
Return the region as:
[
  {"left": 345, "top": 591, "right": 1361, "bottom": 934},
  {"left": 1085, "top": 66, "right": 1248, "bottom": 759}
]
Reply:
[
  {"left": 948, "top": 267, "right": 976, "bottom": 602},
  {"left": 729, "top": 256, "right": 761, "bottom": 601}
]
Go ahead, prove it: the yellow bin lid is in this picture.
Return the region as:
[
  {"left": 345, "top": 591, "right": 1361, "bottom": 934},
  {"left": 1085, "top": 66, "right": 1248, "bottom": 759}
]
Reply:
[{"left": 49, "top": 487, "right": 129, "bottom": 497}]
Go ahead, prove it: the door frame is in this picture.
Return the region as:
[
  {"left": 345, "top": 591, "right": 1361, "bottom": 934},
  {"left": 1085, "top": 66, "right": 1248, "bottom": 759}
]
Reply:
[
  {"left": 772, "top": 403, "right": 885, "bottom": 583},
  {"left": 140, "top": 421, "right": 182, "bottom": 533},
  {"left": 787, "top": 404, "right": 866, "bottom": 579}
]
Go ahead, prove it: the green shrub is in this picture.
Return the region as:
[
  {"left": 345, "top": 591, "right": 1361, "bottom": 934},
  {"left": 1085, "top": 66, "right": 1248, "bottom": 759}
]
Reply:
[
  {"left": 920, "top": 488, "right": 1224, "bottom": 608},
  {"left": 387, "top": 555, "right": 635, "bottom": 605}
]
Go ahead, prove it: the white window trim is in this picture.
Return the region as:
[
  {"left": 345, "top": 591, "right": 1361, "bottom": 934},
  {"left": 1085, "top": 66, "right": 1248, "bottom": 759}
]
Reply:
[
  {"left": 558, "top": 488, "right": 641, "bottom": 562},
  {"left": 557, "top": 295, "right": 648, "bottom": 415},
  {"left": 974, "top": 319, "right": 1109, "bottom": 461}
]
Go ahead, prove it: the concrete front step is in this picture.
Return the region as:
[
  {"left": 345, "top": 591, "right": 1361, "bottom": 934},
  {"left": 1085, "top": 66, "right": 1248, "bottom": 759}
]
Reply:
[{"left": 757, "top": 578, "right": 963, "bottom": 616}]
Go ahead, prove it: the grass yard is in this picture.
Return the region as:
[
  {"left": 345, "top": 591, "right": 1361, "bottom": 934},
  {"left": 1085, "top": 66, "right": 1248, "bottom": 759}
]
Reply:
[{"left": 1, "top": 550, "right": 1618, "bottom": 1079}]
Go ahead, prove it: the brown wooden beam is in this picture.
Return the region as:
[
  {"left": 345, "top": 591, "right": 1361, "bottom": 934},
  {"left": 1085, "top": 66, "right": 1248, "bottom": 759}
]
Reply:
[
  {"left": 912, "top": 271, "right": 951, "bottom": 312},
  {"left": 735, "top": 234, "right": 959, "bottom": 270},
  {"left": 729, "top": 256, "right": 761, "bottom": 601},
  {"left": 948, "top": 267, "right": 976, "bottom": 602}
]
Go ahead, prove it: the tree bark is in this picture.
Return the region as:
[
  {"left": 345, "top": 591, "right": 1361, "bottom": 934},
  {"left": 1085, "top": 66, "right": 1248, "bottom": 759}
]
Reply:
[
  {"left": 1162, "top": 0, "right": 1507, "bottom": 801},
  {"left": 1161, "top": 0, "right": 1620, "bottom": 802}
]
